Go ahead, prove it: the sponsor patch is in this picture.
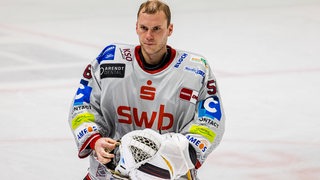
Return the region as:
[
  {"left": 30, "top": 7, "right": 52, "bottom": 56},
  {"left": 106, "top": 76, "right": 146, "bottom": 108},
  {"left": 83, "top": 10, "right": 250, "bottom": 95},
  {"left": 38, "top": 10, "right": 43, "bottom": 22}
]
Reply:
[
  {"left": 184, "top": 66, "right": 205, "bottom": 77},
  {"left": 100, "top": 63, "right": 125, "bottom": 78},
  {"left": 140, "top": 80, "right": 156, "bottom": 101},
  {"left": 189, "top": 125, "right": 216, "bottom": 143},
  {"left": 71, "top": 112, "right": 95, "bottom": 130},
  {"left": 198, "top": 96, "right": 222, "bottom": 121},
  {"left": 96, "top": 45, "right": 116, "bottom": 63},
  {"left": 73, "top": 105, "right": 92, "bottom": 113},
  {"left": 186, "top": 135, "right": 209, "bottom": 154},
  {"left": 198, "top": 117, "right": 219, "bottom": 128},
  {"left": 191, "top": 57, "right": 208, "bottom": 69},
  {"left": 120, "top": 48, "right": 133, "bottom": 61},
  {"left": 75, "top": 123, "right": 98, "bottom": 140},
  {"left": 174, "top": 53, "right": 188, "bottom": 68},
  {"left": 74, "top": 79, "right": 92, "bottom": 106},
  {"left": 179, "top": 87, "right": 198, "bottom": 104}
]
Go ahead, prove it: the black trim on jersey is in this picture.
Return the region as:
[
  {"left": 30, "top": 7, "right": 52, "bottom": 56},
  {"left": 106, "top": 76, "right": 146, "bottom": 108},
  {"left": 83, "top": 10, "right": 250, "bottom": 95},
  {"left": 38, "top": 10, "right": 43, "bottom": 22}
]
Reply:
[
  {"left": 138, "top": 47, "right": 172, "bottom": 71},
  {"left": 134, "top": 45, "right": 176, "bottom": 74}
]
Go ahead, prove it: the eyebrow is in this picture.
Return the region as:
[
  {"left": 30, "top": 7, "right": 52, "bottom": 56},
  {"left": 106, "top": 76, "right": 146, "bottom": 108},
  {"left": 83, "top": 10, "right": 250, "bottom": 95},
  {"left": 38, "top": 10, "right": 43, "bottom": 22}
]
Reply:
[{"left": 139, "top": 24, "right": 162, "bottom": 28}]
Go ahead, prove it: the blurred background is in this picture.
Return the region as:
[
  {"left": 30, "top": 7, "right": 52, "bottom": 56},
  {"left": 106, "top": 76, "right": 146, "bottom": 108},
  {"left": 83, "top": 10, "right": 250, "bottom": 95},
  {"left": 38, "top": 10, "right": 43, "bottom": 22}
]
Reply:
[{"left": 0, "top": 0, "right": 320, "bottom": 179}]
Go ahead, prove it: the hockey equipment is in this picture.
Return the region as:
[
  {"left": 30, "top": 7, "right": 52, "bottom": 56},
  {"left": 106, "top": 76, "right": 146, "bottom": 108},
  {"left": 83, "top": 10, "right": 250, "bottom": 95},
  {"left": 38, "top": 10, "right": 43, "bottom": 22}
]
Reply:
[
  {"left": 112, "top": 130, "right": 195, "bottom": 179},
  {"left": 114, "top": 129, "right": 163, "bottom": 178},
  {"left": 132, "top": 133, "right": 195, "bottom": 179}
]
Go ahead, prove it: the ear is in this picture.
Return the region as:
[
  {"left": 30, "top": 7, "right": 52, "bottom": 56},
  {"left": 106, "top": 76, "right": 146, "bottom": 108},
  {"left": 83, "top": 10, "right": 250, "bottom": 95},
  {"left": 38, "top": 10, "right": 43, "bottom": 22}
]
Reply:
[{"left": 168, "top": 24, "right": 173, "bottom": 36}]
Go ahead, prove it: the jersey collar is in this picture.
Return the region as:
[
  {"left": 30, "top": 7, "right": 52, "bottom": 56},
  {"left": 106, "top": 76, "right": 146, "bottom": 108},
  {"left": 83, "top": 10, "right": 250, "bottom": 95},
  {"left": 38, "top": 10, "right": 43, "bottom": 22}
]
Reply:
[{"left": 134, "top": 45, "right": 177, "bottom": 74}]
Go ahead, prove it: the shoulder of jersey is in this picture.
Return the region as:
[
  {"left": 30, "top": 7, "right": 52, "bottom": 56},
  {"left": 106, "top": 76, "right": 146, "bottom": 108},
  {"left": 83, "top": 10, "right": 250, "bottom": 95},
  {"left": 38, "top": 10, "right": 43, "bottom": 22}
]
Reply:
[
  {"left": 96, "top": 43, "right": 135, "bottom": 64},
  {"left": 174, "top": 49, "right": 209, "bottom": 69}
]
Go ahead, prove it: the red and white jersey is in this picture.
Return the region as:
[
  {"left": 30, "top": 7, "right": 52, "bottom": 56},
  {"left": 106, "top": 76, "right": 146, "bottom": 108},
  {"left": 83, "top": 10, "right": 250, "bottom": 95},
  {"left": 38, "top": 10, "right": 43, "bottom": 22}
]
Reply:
[{"left": 68, "top": 43, "right": 225, "bottom": 179}]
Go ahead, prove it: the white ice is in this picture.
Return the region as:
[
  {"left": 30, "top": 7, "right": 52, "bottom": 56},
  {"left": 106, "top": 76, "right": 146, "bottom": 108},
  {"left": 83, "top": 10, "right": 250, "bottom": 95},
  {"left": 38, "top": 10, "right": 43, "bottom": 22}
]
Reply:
[{"left": 1, "top": 0, "right": 320, "bottom": 179}]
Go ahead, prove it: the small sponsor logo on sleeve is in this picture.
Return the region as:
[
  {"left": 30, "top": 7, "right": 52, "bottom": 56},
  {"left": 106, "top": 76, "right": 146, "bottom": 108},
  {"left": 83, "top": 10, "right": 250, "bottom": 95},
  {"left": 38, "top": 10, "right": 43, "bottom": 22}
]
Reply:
[
  {"left": 198, "top": 117, "right": 220, "bottom": 129},
  {"left": 189, "top": 125, "right": 216, "bottom": 143},
  {"left": 191, "top": 57, "right": 208, "bottom": 69},
  {"left": 96, "top": 45, "right": 116, "bottom": 63},
  {"left": 74, "top": 79, "right": 92, "bottom": 106},
  {"left": 198, "top": 96, "right": 222, "bottom": 121},
  {"left": 71, "top": 112, "right": 95, "bottom": 130},
  {"left": 184, "top": 66, "right": 205, "bottom": 77},
  {"left": 75, "top": 123, "right": 98, "bottom": 140},
  {"left": 186, "top": 135, "right": 209, "bottom": 154}
]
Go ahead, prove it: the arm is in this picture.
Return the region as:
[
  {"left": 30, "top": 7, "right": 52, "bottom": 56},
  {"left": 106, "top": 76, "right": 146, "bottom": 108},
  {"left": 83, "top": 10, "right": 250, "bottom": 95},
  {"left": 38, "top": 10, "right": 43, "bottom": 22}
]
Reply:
[
  {"left": 68, "top": 60, "right": 114, "bottom": 159},
  {"left": 182, "top": 61, "right": 225, "bottom": 169}
]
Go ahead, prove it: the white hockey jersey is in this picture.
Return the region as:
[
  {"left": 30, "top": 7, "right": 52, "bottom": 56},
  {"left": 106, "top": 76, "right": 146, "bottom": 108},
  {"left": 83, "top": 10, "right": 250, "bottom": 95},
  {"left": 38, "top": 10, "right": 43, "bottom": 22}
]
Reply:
[{"left": 68, "top": 43, "right": 225, "bottom": 179}]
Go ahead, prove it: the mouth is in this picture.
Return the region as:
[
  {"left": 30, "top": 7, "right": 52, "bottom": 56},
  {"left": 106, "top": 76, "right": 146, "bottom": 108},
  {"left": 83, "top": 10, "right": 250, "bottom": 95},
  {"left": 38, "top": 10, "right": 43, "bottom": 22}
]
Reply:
[{"left": 144, "top": 42, "right": 155, "bottom": 46}]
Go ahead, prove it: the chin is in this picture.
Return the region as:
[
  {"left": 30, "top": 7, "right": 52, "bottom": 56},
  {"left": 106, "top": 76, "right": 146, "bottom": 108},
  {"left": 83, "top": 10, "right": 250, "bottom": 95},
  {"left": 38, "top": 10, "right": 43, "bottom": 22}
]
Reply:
[{"left": 142, "top": 45, "right": 156, "bottom": 54}]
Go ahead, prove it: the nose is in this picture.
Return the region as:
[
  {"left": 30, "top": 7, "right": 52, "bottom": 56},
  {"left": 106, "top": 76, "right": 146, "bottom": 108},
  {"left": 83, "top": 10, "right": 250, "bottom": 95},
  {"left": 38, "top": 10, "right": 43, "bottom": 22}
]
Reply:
[{"left": 145, "top": 30, "right": 154, "bottom": 41}]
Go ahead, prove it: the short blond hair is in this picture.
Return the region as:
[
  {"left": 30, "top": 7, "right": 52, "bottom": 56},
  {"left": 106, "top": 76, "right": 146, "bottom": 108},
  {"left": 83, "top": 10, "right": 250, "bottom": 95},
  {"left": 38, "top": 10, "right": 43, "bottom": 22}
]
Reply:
[{"left": 137, "top": 0, "right": 171, "bottom": 27}]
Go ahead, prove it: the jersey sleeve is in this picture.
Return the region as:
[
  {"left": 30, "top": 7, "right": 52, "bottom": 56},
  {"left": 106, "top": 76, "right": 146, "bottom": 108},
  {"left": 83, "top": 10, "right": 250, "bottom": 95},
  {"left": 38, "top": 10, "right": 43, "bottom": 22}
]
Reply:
[
  {"left": 181, "top": 57, "right": 225, "bottom": 169},
  {"left": 67, "top": 60, "right": 102, "bottom": 158},
  {"left": 68, "top": 44, "right": 118, "bottom": 158}
]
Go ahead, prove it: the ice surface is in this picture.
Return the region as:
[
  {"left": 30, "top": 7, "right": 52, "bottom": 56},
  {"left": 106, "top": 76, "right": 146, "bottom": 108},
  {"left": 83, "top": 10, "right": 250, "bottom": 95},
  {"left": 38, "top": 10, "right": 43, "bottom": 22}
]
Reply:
[{"left": 1, "top": 0, "right": 320, "bottom": 179}]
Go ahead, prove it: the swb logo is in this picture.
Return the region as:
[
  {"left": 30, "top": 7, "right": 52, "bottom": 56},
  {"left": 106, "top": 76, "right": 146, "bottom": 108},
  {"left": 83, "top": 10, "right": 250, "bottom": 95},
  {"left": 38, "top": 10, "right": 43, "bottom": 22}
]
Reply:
[{"left": 117, "top": 104, "right": 173, "bottom": 130}]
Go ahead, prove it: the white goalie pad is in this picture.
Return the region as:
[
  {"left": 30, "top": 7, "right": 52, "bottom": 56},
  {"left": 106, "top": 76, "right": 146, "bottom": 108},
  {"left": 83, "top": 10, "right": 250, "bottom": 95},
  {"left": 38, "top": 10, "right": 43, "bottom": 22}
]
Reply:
[{"left": 157, "top": 133, "right": 195, "bottom": 179}]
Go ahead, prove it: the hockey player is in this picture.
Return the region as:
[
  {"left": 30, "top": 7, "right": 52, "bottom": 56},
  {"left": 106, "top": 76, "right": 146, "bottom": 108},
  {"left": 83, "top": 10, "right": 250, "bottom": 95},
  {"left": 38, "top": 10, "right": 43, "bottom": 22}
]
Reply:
[{"left": 68, "top": 0, "right": 225, "bottom": 179}]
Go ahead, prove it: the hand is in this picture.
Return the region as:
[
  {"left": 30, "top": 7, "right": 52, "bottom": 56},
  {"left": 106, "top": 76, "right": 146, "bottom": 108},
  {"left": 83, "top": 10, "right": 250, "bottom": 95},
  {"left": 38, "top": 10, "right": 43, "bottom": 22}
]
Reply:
[{"left": 94, "top": 137, "right": 119, "bottom": 164}]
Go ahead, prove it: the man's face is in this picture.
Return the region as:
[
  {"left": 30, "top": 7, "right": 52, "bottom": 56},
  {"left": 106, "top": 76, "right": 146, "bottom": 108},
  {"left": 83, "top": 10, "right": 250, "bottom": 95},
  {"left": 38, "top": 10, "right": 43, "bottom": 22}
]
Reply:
[{"left": 136, "top": 10, "right": 173, "bottom": 64}]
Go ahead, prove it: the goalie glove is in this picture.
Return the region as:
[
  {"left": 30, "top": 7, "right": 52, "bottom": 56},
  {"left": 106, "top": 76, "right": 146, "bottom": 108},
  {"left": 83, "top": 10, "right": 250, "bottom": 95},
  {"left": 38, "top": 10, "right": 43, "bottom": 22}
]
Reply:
[
  {"left": 112, "top": 129, "right": 196, "bottom": 180},
  {"left": 113, "top": 129, "right": 164, "bottom": 178}
]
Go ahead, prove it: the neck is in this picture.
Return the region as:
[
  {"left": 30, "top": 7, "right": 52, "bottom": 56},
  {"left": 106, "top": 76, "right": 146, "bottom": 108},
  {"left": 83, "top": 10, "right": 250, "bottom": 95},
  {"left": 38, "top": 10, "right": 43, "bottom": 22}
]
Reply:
[
  {"left": 141, "top": 47, "right": 168, "bottom": 65},
  {"left": 139, "top": 46, "right": 171, "bottom": 71}
]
